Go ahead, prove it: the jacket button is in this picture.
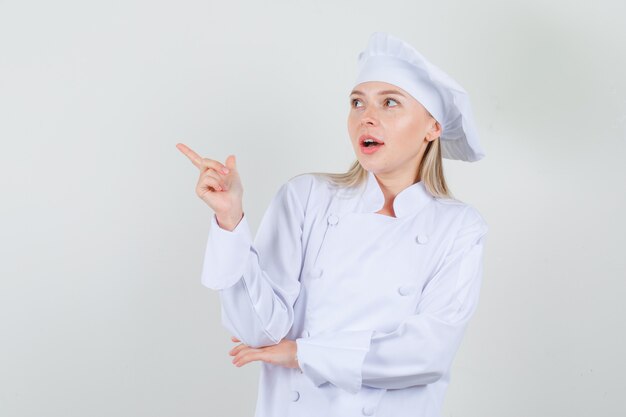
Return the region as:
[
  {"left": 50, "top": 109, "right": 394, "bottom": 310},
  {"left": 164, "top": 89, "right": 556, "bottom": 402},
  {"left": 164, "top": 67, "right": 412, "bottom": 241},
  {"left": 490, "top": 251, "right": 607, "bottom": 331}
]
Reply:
[
  {"left": 290, "top": 390, "right": 300, "bottom": 401},
  {"left": 327, "top": 214, "right": 339, "bottom": 225},
  {"left": 398, "top": 285, "right": 417, "bottom": 296},
  {"left": 415, "top": 233, "right": 429, "bottom": 244},
  {"left": 362, "top": 405, "right": 376, "bottom": 415}
]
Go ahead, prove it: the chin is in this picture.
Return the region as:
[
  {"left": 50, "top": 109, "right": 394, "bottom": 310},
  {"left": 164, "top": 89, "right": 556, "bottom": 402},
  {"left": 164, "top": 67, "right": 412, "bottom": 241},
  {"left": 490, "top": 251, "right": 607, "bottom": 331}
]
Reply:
[{"left": 356, "top": 160, "right": 376, "bottom": 172}]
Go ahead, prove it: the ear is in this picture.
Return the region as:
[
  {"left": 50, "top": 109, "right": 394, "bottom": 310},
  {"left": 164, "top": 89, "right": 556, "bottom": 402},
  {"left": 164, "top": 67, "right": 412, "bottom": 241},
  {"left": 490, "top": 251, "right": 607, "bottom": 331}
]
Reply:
[{"left": 425, "top": 120, "right": 442, "bottom": 142}]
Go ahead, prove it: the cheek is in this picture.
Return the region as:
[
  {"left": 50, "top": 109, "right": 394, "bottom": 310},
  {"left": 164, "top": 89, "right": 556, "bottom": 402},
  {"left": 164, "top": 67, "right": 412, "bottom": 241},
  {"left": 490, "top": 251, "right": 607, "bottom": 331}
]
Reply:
[
  {"left": 389, "top": 117, "right": 422, "bottom": 144},
  {"left": 347, "top": 117, "right": 359, "bottom": 138}
]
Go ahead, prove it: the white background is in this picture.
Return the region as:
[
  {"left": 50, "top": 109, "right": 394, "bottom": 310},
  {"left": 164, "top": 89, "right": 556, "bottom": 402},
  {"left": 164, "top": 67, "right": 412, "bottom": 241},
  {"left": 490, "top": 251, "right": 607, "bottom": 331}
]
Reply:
[{"left": 1, "top": 0, "right": 625, "bottom": 415}]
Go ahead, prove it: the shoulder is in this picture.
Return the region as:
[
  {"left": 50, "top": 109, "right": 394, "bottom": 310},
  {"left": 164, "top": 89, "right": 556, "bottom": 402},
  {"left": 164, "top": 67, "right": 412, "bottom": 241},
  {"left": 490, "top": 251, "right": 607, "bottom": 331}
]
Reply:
[
  {"left": 432, "top": 196, "right": 489, "bottom": 238},
  {"left": 275, "top": 172, "right": 333, "bottom": 213},
  {"left": 285, "top": 172, "right": 321, "bottom": 191}
]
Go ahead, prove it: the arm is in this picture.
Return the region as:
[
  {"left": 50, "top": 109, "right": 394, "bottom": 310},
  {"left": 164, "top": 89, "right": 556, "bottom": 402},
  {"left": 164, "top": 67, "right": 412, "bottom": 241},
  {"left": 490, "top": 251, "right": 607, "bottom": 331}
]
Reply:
[
  {"left": 201, "top": 179, "right": 306, "bottom": 348},
  {"left": 295, "top": 207, "right": 488, "bottom": 393}
]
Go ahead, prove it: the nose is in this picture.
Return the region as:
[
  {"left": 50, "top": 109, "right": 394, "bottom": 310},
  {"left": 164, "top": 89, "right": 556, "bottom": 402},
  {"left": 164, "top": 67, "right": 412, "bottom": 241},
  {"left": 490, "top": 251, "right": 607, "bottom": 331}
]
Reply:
[{"left": 360, "top": 106, "right": 378, "bottom": 126}]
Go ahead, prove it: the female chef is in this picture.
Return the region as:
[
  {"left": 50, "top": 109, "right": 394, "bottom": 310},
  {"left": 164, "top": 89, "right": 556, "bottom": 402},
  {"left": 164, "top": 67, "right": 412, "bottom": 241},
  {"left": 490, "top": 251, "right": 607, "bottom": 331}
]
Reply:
[{"left": 177, "top": 32, "right": 488, "bottom": 417}]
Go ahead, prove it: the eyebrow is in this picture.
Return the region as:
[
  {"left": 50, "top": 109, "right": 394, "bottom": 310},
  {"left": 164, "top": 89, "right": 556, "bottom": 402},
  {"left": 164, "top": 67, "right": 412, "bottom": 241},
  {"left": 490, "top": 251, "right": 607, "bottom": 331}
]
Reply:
[{"left": 349, "top": 89, "right": 406, "bottom": 97}]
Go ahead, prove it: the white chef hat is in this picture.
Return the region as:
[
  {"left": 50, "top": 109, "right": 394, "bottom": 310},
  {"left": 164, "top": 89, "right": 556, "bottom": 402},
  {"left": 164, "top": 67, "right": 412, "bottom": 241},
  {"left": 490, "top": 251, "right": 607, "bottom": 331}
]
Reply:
[{"left": 353, "top": 32, "right": 485, "bottom": 162}]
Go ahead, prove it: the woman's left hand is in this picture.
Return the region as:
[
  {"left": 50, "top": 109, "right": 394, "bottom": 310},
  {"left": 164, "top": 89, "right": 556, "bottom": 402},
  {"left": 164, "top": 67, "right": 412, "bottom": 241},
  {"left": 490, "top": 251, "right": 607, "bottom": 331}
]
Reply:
[{"left": 229, "top": 336, "right": 300, "bottom": 370}]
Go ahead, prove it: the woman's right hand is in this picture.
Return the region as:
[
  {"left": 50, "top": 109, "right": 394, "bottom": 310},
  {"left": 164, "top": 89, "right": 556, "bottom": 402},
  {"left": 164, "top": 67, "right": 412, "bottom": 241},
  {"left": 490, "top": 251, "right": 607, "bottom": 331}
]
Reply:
[{"left": 176, "top": 143, "right": 244, "bottom": 230}]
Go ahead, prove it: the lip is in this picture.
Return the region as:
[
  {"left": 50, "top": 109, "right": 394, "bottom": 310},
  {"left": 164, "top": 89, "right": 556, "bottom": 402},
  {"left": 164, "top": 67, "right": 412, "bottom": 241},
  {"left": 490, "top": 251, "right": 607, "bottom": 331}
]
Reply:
[
  {"left": 358, "top": 134, "right": 385, "bottom": 146},
  {"left": 358, "top": 134, "right": 385, "bottom": 155}
]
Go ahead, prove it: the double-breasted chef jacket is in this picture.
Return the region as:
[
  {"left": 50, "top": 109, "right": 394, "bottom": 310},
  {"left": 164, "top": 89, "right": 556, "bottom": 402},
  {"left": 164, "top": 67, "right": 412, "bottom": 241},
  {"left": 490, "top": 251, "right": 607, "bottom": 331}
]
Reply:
[{"left": 201, "top": 169, "right": 489, "bottom": 417}]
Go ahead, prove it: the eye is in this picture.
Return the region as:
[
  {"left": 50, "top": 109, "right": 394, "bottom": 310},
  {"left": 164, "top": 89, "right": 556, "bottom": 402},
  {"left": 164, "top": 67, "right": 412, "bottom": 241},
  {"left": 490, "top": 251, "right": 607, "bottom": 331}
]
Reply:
[
  {"left": 351, "top": 98, "right": 362, "bottom": 108},
  {"left": 385, "top": 98, "right": 399, "bottom": 107}
]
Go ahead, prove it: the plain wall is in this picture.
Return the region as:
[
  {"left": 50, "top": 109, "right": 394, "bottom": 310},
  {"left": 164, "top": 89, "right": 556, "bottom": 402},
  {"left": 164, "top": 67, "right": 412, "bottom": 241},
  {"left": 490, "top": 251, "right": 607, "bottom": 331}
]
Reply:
[{"left": 1, "top": 0, "right": 625, "bottom": 415}]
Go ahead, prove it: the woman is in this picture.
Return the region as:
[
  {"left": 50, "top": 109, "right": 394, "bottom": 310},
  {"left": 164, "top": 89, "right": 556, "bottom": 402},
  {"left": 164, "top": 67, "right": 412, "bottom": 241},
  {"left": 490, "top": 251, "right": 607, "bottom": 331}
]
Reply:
[{"left": 177, "top": 32, "right": 488, "bottom": 417}]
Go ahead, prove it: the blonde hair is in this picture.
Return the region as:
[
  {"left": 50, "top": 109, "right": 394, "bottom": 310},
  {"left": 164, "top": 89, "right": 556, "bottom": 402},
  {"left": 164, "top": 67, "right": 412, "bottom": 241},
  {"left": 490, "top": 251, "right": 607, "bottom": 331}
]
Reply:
[{"left": 306, "top": 137, "right": 453, "bottom": 199}]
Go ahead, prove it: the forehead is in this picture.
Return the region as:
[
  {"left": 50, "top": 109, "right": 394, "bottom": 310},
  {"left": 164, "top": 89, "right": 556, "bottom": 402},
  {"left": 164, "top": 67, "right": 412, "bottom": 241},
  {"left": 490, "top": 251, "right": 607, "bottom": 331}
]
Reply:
[{"left": 350, "top": 81, "right": 409, "bottom": 96}]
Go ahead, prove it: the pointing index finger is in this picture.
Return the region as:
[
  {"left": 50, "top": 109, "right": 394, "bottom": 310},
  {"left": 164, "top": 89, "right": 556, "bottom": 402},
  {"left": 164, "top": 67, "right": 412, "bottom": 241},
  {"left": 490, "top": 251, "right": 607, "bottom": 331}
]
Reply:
[{"left": 176, "top": 143, "right": 204, "bottom": 169}]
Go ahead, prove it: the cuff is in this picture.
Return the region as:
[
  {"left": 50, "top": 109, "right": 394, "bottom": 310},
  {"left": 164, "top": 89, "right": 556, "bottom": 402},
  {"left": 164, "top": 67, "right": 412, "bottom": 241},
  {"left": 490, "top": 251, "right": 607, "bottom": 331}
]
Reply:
[
  {"left": 201, "top": 213, "right": 252, "bottom": 290},
  {"left": 295, "top": 329, "right": 374, "bottom": 394}
]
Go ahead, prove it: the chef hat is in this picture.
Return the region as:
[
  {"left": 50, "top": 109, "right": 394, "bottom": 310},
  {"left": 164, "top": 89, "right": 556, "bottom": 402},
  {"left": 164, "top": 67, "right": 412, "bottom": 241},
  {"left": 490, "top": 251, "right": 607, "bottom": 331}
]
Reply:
[{"left": 353, "top": 32, "right": 485, "bottom": 162}]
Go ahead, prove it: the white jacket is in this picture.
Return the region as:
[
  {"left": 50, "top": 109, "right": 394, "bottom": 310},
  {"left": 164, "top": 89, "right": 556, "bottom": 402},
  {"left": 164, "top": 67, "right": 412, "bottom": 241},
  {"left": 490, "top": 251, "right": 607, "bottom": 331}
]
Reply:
[{"left": 201, "top": 170, "right": 489, "bottom": 417}]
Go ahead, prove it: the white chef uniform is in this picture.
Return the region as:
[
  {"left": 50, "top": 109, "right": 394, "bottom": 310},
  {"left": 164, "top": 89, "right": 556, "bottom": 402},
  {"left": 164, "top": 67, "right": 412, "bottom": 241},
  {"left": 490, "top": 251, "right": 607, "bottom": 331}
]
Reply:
[{"left": 201, "top": 168, "right": 489, "bottom": 417}]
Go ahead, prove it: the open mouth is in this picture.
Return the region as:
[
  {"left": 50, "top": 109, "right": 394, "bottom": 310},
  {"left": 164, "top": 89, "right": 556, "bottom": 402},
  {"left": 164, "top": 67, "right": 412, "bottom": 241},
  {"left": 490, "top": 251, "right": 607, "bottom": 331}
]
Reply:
[
  {"left": 362, "top": 139, "right": 383, "bottom": 148},
  {"left": 359, "top": 135, "right": 385, "bottom": 148}
]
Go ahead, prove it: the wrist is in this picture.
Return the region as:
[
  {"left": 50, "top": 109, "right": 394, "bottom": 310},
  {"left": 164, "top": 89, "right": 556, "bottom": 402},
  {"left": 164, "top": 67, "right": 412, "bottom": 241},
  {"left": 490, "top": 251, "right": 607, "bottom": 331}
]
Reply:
[{"left": 216, "top": 211, "right": 244, "bottom": 231}]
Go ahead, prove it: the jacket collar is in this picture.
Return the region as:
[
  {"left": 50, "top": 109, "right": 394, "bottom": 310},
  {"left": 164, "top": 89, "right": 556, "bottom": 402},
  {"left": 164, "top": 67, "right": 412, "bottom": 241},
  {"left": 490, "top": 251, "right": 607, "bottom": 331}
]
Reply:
[{"left": 358, "top": 170, "right": 435, "bottom": 218}]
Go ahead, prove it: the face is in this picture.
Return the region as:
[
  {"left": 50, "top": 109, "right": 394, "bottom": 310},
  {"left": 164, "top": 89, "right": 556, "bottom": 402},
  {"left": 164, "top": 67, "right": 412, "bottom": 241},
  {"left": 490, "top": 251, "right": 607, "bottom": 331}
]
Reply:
[{"left": 347, "top": 81, "right": 442, "bottom": 180}]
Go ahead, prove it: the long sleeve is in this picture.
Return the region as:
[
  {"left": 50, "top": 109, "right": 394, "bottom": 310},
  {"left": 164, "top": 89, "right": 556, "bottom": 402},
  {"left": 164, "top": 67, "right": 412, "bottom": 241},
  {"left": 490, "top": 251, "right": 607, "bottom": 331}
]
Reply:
[
  {"left": 201, "top": 179, "right": 305, "bottom": 348},
  {"left": 296, "top": 207, "right": 488, "bottom": 393}
]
